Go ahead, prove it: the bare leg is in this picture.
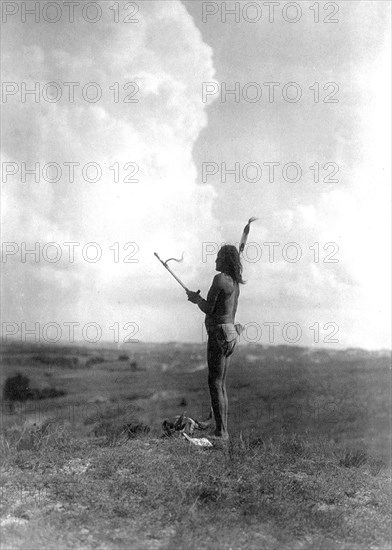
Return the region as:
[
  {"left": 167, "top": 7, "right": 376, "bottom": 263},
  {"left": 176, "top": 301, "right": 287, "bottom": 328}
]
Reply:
[
  {"left": 207, "top": 335, "right": 229, "bottom": 439},
  {"left": 222, "top": 355, "right": 231, "bottom": 434}
]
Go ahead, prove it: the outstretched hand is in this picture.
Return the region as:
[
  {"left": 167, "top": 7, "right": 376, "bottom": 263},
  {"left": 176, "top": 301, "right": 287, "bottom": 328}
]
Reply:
[{"left": 186, "top": 289, "right": 200, "bottom": 303}]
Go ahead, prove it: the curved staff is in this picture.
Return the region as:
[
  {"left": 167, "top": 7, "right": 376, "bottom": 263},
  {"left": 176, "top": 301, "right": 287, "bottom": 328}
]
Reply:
[
  {"left": 154, "top": 252, "right": 201, "bottom": 296},
  {"left": 186, "top": 218, "right": 257, "bottom": 440}
]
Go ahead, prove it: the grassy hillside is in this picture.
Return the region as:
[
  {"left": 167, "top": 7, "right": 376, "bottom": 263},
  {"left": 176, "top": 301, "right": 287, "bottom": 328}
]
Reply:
[{"left": 1, "top": 342, "right": 391, "bottom": 549}]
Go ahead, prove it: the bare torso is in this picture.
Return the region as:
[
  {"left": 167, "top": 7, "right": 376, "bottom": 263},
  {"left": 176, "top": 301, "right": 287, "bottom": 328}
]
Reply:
[{"left": 205, "top": 273, "right": 239, "bottom": 326}]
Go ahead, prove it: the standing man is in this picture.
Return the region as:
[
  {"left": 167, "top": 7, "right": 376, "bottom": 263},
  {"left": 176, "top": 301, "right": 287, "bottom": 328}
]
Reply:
[{"left": 186, "top": 245, "right": 244, "bottom": 440}]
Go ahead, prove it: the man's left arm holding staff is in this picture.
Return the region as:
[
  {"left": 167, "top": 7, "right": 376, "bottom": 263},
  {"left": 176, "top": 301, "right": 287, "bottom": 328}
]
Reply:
[{"left": 186, "top": 275, "right": 222, "bottom": 314}]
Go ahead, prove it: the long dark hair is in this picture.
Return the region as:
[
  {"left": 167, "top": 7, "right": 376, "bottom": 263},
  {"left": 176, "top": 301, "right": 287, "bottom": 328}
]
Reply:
[{"left": 219, "top": 245, "right": 245, "bottom": 285}]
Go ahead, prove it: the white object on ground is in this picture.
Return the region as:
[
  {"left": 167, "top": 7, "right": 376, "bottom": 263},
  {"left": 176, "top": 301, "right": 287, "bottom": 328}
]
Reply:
[{"left": 182, "top": 433, "right": 213, "bottom": 447}]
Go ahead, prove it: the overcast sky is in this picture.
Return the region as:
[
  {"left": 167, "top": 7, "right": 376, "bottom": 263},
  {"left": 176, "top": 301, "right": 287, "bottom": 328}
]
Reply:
[{"left": 1, "top": 1, "right": 390, "bottom": 349}]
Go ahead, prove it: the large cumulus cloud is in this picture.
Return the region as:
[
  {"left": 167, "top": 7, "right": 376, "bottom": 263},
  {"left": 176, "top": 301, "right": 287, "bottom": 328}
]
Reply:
[{"left": 1, "top": 1, "right": 219, "bottom": 341}]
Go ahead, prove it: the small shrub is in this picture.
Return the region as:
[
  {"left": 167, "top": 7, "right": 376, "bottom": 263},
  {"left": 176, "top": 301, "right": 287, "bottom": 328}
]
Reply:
[
  {"left": 2, "top": 373, "right": 67, "bottom": 409},
  {"left": 368, "top": 456, "right": 386, "bottom": 475},
  {"left": 281, "top": 433, "right": 306, "bottom": 457},
  {"left": 130, "top": 361, "right": 138, "bottom": 371},
  {"left": 3, "top": 373, "right": 32, "bottom": 403},
  {"left": 122, "top": 422, "right": 150, "bottom": 438},
  {"left": 118, "top": 354, "right": 129, "bottom": 361},
  {"left": 92, "top": 420, "right": 150, "bottom": 445},
  {"left": 197, "top": 483, "right": 221, "bottom": 503},
  {"left": 85, "top": 356, "right": 105, "bottom": 368},
  {"left": 32, "top": 355, "right": 79, "bottom": 368},
  {"left": 2, "top": 420, "right": 69, "bottom": 453},
  {"left": 36, "top": 387, "right": 67, "bottom": 399},
  {"left": 32, "top": 354, "right": 53, "bottom": 365},
  {"left": 339, "top": 448, "right": 368, "bottom": 468},
  {"left": 248, "top": 436, "right": 265, "bottom": 449}
]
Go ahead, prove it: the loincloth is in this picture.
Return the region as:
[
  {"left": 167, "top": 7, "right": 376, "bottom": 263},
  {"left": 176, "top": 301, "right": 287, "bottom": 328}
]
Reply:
[{"left": 206, "top": 322, "right": 243, "bottom": 357}]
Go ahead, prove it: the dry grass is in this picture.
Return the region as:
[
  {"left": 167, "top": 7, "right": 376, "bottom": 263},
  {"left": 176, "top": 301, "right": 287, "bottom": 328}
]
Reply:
[{"left": 0, "top": 342, "right": 390, "bottom": 549}]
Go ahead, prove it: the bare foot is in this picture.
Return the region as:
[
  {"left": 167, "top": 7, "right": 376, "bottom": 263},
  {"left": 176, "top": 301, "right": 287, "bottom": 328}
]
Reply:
[
  {"left": 197, "top": 408, "right": 213, "bottom": 430},
  {"left": 196, "top": 419, "right": 212, "bottom": 430}
]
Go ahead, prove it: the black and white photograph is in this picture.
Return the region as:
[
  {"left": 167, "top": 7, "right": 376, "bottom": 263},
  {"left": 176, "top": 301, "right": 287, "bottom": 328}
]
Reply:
[{"left": 1, "top": 0, "right": 391, "bottom": 548}]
